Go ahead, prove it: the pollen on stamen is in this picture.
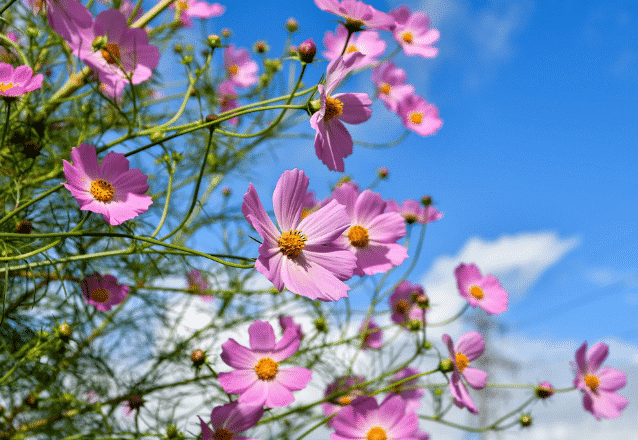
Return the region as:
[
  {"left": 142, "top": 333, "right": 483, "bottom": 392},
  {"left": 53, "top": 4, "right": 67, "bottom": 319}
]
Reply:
[
  {"left": 278, "top": 230, "right": 306, "bottom": 258},
  {"left": 348, "top": 225, "right": 369, "bottom": 248},
  {"left": 213, "top": 428, "right": 233, "bottom": 440},
  {"left": 90, "top": 179, "right": 115, "bottom": 203},
  {"left": 402, "top": 32, "right": 413, "bottom": 44},
  {"left": 584, "top": 374, "right": 600, "bottom": 392},
  {"left": 395, "top": 299, "right": 410, "bottom": 314},
  {"left": 346, "top": 45, "right": 359, "bottom": 53},
  {"left": 177, "top": 0, "right": 189, "bottom": 9},
  {"left": 324, "top": 97, "right": 344, "bottom": 121},
  {"left": 228, "top": 64, "right": 239, "bottom": 76},
  {"left": 470, "top": 285, "right": 484, "bottom": 300},
  {"left": 366, "top": 426, "right": 387, "bottom": 440},
  {"left": 336, "top": 395, "right": 352, "bottom": 406},
  {"left": 254, "top": 357, "right": 278, "bottom": 381},
  {"left": 379, "top": 84, "right": 391, "bottom": 95},
  {"left": 101, "top": 43, "right": 121, "bottom": 65},
  {"left": 0, "top": 82, "right": 15, "bottom": 92},
  {"left": 89, "top": 287, "right": 111, "bottom": 303},
  {"left": 455, "top": 352, "right": 469, "bottom": 372},
  {"left": 409, "top": 112, "right": 423, "bottom": 125}
]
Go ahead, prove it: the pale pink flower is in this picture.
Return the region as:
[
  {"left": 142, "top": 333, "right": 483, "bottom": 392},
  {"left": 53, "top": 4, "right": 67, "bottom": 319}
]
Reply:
[
  {"left": 199, "top": 401, "right": 263, "bottom": 440},
  {"left": 387, "top": 367, "right": 424, "bottom": 413},
  {"left": 186, "top": 269, "right": 213, "bottom": 301},
  {"left": 389, "top": 6, "right": 439, "bottom": 58},
  {"left": 314, "top": 0, "right": 395, "bottom": 31},
  {"left": 224, "top": 45, "right": 258, "bottom": 88},
  {"left": 171, "top": 0, "right": 225, "bottom": 27},
  {"left": 358, "top": 317, "right": 382, "bottom": 350},
  {"left": 242, "top": 169, "right": 357, "bottom": 301},
  {"left": 322, "top": 375, "right": 368, "bottom": 425},
  {"left": 81, "top": 272, "right": 129, "bottom": 311},
  {"left": 385, "top": 199, "right": 443, "bottom": 225},
  {"left": 371, "top": 61, "right": 415, "bottom": 113},
  {"left": 572, "top": 341, "right": 628, "bottom": 420},
  {"left": 454, "top": 263, "right": 508, "bottom": 314},
  {"left": 398, "top": 94, "right": 442, "bottom": 136},
  {"left": 323, "top": 24, "right": 386, "bottom": 68},
  {"left": 310, "top": 53, "right": 372, "bottom": 172},
  {"left": 0, "top": 63, "right": 43, "bottom": 97}
]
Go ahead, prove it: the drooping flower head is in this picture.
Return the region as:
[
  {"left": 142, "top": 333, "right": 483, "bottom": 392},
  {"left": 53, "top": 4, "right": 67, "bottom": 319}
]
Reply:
[
  {"left": 314, "top": 0, "right": 395, "bottom": 31},
  {"left": 358, "top": 317, "right": 382, "bottom": 350},
  {"left": 454, "top": 263, "right": 508, "bottom": 314},
  {"left": 571, "top": 341, "right": 628, "bottom": 420},
  {"left": 81, "top": 272, "right": 129, "bottom": 311},
  {"left": 385, "top": 199, "right": 443, "bottom": 225},
  {"left": 386, "top": 367, "right": 424, "bottom": 413},
  {"left": 389, "top": 6, "right": 439, "bottom": 58},
  {"left": 0, "top": 63, "right": 43, "bottom": 98},
  {"left": 442, "top": 332, "right": 488, "bottom": 414},
  {"left": 242, "top": 169, "right": 357, "bottom": 301},
  {"left": 310, "top": 53, "right": 372, "bottom": 172},
  {"left": 224, "top": 45, "right": 258, "bottom": 88},
  {"left": 371, "top": 61, "right": 415, "bottom": 113},
  {"left": 397, "top": 94, "right": 442, "bottom": 136},
  {"left": 389, "top": 281, "right": 426, "bottom": 329},
  {"left": 323, "top": 24, "right": 386, "bottom": 68},
  {"left": 330, "top": 395, "right": 419, "bottom": 440},
  {"left": 322, "top": 375, "right": 368, "bottom": 424},
  {"left": 218, "top": 320, "right": 312, "bottom": 408},
  {"left": 199, "top": 401, "right": 263, "bottom": 440},
  {"left": 171, "top": 0, "right": 225, "bottom": 27},
  {"left": 331, "top": 184, "right": 408, "bottom": 276},
  {"left": 185, "top": 269, "right": 213, "bottom": 301},
  {"left": 63, "top": 143, "right": 153, "bottom": 225}
]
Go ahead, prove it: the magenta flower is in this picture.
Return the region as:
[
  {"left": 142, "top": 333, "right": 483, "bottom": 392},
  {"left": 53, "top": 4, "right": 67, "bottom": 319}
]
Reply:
[
  {"left": 81, "top": 272, "right": 129, "bottom": 311},
  {"left": 314, "top": 0, "right": 395, "bottom": 31},
  {"left": 310, "top": 53, "right": 372, "bottom": 172},
  {"left": 389, "top": 281, "right": 426, "bottom": 328},
  {"left": 572, "top": 341, "right": 628, "bottom": 420},
  {"left": 63, "top": 143, "right": 153, "bottom": 225},
  {"left": 387, "top": 367, "right": 424, "bottom": 413},
  {"left": 69, "top": 10, "right": 160, "bottom": 95},
  {"left": 279, "top": 315, "right": 304, "bottom": 340},
  {"left": 0, "top": 63, "right": 43, "bottom": 97},
  {"left": 241, "top": 169, "right": 357, "bottom": 301},
  {"left": 44, "top": 0, "right": 94, "bottom": 45},
  {"left": 330, "top": 395, "right": 419, "bottom": 440},
  {"left": 389, "top": 6, "right": 439, "bottom": 58},
  {"left": 186, "top": 269, "right": 213, "bottom": 301},
  {"left": 224, "top": 45, "right": 258, "bottom": 88},
  {"left": 217, "top": 79, "right": 239, "bottom": 125},
  {"left": 358, "top": 317, "right": 382, "bottom": 350},
  {"left": 442, "top": 332, "right": 488, "bottom": 414},
  {"left": 385, "top": 199, "right": 443, "bottom": 225},
  {"left": 454, "top": 263, "right": 508, "bottom": 314},
  {"left": 371, "top": 61, "right": 415, "bottom": 113},
  {"left": 322, "top": 375, "right": 368, "bottom": 424},
  {"left": 198, "top": 401, "right": 263, "bottom": 440},
  {"left": 171, "top": 0, "right": 225, "bottom": 27},
  {"left": 398, "top": 94, "right": 442, "bottom": 136},
  {"left": 218, "top": 320, "right": 312, "bottom": 408},
  {"left": 331, "top": 185, "right": 408, "bottom": 276},
  {"left": 323, "top": 24, "right": 386, "bottom": 68}
]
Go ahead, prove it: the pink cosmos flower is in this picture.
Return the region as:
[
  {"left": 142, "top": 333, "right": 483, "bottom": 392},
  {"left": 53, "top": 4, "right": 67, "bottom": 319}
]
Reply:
[
  {"left": 0, "top": 63, "right": 43, "bottom": 97},
  {"left": 385, "top": 199, "right": 443, "bottom": 225},
  {"left": 218, "top": 320, "right": 312, "bottom": 408},
  {"left": 398, "top": 94, "right": 442, "bottom": 136},
  {"left": 371, "top": 61, "right": 415, "bottom": 113},
  {"left": 171, "top": 0, "right": 225, "bottom": 27},
  {"left": 572, "top": 341, "right": 628, "bottom": 420},
  {"left": 389, "top": 6, "right": 439, "bottom": 58},
  {"left": 186, "top": 269, "right": 213, "bottom": 301},
  {"left": 322, "top": 375, "right": 368, "bottom": 425},
  {"left": 310, "top": 53, "right": 372, "bottom": 172},
  {"left": 279, "top": 315, "right": 304, "bottom": 340},
  {"left": 68, "top": 10, "right": 160, "bottom": 97},
  {"left": 81, "top": 272, "right": 129, "bottom": 311},
  {"left": 387, "top": 367, "right": 424, "bottom": 413},
  {"left": 241, "top": 169, "right": 357, "bottom": 301},
  {"left": 389, "top": 281, "right": 426, "bottom": 328},
  {"left": 217, "top": 79, "right": 239, "bottom": 125},
  {"left": 454, "top": 263, "right": 508, "bottom": 314},
  {"left": 331, "top": 184, "right": 408, "bottom": 276},
  {"left": 323, "top": 24, "right": 386, "bottom": 69},
  {"left": 442, "top": 332, "right": 488, "bottom": 414},
  {"left": 63, "top": 143, "right": 153, "bottom": 225},
  {"left": 314, "top": 0, "right": 395, "bottom": 31},
  {"left": 330, "top": 395, "right": 419, "bottom": 440},
  {"left": 43, "top": 0, "right": 94, "bottom": 45},
  {"left": 358, "top": 317, "right": 382, "bottom": 350},
  {"left": 198, "top": 401, "right": 263, "bottom": 440},
  {"left": 224, "top": 45, "right": 258, "bottom": 89}
]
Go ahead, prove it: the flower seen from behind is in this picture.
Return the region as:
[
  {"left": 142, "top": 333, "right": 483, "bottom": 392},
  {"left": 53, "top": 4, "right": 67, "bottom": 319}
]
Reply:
[
  {"left": 186, "top": 269, "right": 213, "bottom": 301},
  {"left": 218, "top": 320, "right": 312, "bottom": 408},
  {"left": 323, "top": 24, "right": 386, "bottom": 69},
  {"left": 199, "top": 401, "right": 263, "bottom": 440},
  {"left": 387, "top": 367, "right": 424, "bottom": 413},
  {"left": 385, "top": 198, "right": 443, "bottom": 225},
  {"left": 81, "top": 272, "right": 129, "bottom": 311},
  {"left": 171, "top": 0, "right": 225, "bottom": 27},
  {"left": 358, "top": 317, "right": 382, "bottom": 350},
  {"left": 314, "top": 0, "right": 395, "bottom": 31},
  {"left": 0, "top": 63, "right": 43, "bottom": 97},
  {"left": 454, "top": 263, "right": 508, "bottom": 314},
  {"left": 389, "top": 6, "right": 439, "bottom": 58},
  {"left": 389, "top": 281, "right": 426, "bottom": 329},
  {"left": 63, "top": 143, "right": 153, "bottom": 225}
]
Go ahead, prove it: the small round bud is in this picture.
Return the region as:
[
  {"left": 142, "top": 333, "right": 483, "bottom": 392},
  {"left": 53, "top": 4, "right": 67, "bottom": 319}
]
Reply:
[
  {"left": 24, "top": 394, "right": 38, "bottom": 409},
  {"left": 221, "top": 28, "right": 231, "bottom": 38},
  {"left": 206, "top": 34, "right": 221, "bottom": 48},
  {"left": 181, "top": 55, "right": 193, "bottom": 65},
  {"left": 166, "top": 425, "right": 179, "bottom": 439},
  {"left": 286, "top": 17, "right": 299, "bottom": 32},
  {"left": 26, "top": 27, "right": 40, "bottom": 38},
  {"left": 415, "top": 294, "right": 429, "bottom": 309},
  {"left": 254, "top": 41, "right": 268, "bottom": 54},
  {"left": 16, "top": 221, "right": 33, "bottom": 234},
  {"left": 173, "top": 43, "right": 183, "bottom": 54},
  {"left": 408, "top": 319, "right": 422, "bottom": 331},
  {"left": 535, "top": 381, "right": 554, "bottom": 399},
  {"left": 149, "top": 132, "right": 164, "bottom": 142},
  {"left": 423, "top": 341, "right": 432, "bottom": 350},
  {"left": 433, "top": 387, "right": 444, "bottom": 396},
  {"left": 288, "top": 45, "right": 298, "bottom": 56},
  {"left": 205, "top": 113, "right": 219, "bottom": 123},
  {"left": 190, "top": 349, "right": 206, "bottom": 367},
  {"left": 22, "top": 141, "right": 40, "bottom": 159},
  {"left": 378, "top": 167, "right": 389, "bottom": 178},
  {"left": 0, "top": 404, "right": 4, "bottom": 414},
  {"left": 297, "top": 39, "right": 316, "bottom": 64},
  {"left": 222, "top": 187, "right": 231, "bottom": 196},
  {"left": 126, "top": 395, "right": 145, "bottom": 412},
  {"left": 519, "top": 414, "right": 532, "bottom": 427},
  {"left": 58, "top": 323, "right": 72, "bottom": 342},
  {"left": 421, "top": 195, "right": 432, "bottom": 206},
  {"left": 439, "top": 358, "right": 454, "bottom": 373},
  {"left": 92, "top": 35, "right": 107, "bottom": 51},
  {"left": 314, "top": 318, "right": 327, "bottom": 332}
]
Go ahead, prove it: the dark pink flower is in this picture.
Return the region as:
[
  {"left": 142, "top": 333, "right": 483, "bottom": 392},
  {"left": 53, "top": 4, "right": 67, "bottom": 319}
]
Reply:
[
  {"left": 387, "top": 367, "right": 424, "bottom": 413},
  {"left": 224, "top": 45, "right": 258, "bottom": 88},
  {"left": 322, "top": 375, "right": 368, "bottom": 425},
  {"left": 398, "top": 94, "right": 442, "bottom": 136},
  {"left": 572, "top": 341, "right": 628, "bottom": 420},
  {"left": 81, "top": 272, "right": 129, "bottom": 311},
  {"left": 242, "top": 169, "right": 357, "bottom": 301},
  {"left": 371, "top": 61, "right": 415, "bottom": 113},
  {"left": 323, "top": 24, "right": 386, "bottom": 68},
  {"left": 454, "top": 263, "right": 508, "bottom": 314},
  {"left": 389, "top": 6, "right": 439, "bottom": 58},
  {"left": 199, "top": 401, "right": 263, "bottom": 440},
  {"left": 442, "top": 332, "right": 488, "bottom": 414},
  {"left": 385, "top": 199, "right": 443, "bottom": 225},
  {"left": 331, "top": 185, "right": 408, "bottom": 276},
  {"left": 0, "top": 63, "right": 43, "bottom": 97},
  {"left": 171, "top": 1, "right": 225, "bottom": 27},
  {"left": 186, "top": 269, "right": 213, "bottom": 301},
  {"left": 279, "top": 315, "right": 304, "bottom": 340},
  {"left": 44, "top": 0, "right": 94, "bottom": 45},
  {"left": 218, "top": 320, "right": 312, "bottom": 408},
  {"left": 63, "top": 143, "right": 153, "bottom": 225},
  {"left": 217, "top": 79, "right": 239, "bottom": 125},
  {"left": 389, "top": 281, "right": 426, "bottom": 328},
  {"left": 358, "top": 317, "right": 382, "bottom": 350},
  {"left": 314, "top": 0, "right": 395, "bottom": 31}
]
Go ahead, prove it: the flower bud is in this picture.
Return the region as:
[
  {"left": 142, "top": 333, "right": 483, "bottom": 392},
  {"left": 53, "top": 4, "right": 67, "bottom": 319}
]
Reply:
[
  {"left": 297, "top": 39, "right": 316, "bottom": 64},
  {"left": 92, "top": 35, "right": 107, "bottom": 51},
  {"left": 206, "top": 34, "right": 221, "bottom": 48},
  {"left": 254, "top": 41, "right": 269, "bottom": 54},
  {"left": 126, "top": 395, "right": 145, "bottom": 412},
  {"left": 26, "top": 27, "right": 40, "bottom": 38},
  {"left": 535, "top": 381, "right": 554, "bottom": 399},
  {"left": 25, "top": 393, "right": 38, "bottom": 409},
  {"left": 288, "top": 45, "right": 298, "bottom": 56},
  {"left": 415, "top": 294, "right": 429, "bottom": 309},
  {"left": 149, "top": 132, "right": 164, "bottom": 142},
  {"left": 421, "top": 195, "right": 432, "bottom": 206},
  {"left": 377, "top": 167, "right": 389, "bottom": 179},
  {"left": 439, "top": 358, "right": 453, "bottom": 373},
  {"left": 222, "top": 187, "right": 231, "bottom": 196},
  {"left": 221, "top": 28, "right": 231, "bottom": 38},
  {"left": 314, "top": 317, "right": 327, "bottom": 332},
  {"left": 408, "top": 319, "right": 422, "bottom": 331},
  {"left": 286, "top": 17, "right": 299, "bottom": 32},
  {"left": 190, "top": 349, "right": 206, "bottom": 367},
  {"left": 22, "top": 141, "right": 40, "bottom": 159},
  {"left": 519, "top": 413, "right": 532, "bottom": 427},
  {"left": 58, "top": 323, "right": 72, "bottom": 342},
  {"left": 181, "top": 55, "right": 193, "bottom": 65},
  {"left": 173, "top": 43, "right": 183, "bottom": 54},
  {"left": 166, "top": 425, "right": 181, "bottom": 439},
  {"left": 16, "top": 221, "right": 33, "bottom": 234}
]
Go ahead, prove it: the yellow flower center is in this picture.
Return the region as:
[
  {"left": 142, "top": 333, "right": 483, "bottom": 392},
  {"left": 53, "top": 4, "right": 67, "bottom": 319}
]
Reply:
[
  {"left": 278, "top": 230, "right": 306, "bottom": 258},
  {"left": 101, "top": 43, "right": 121, "bottom": 65},
  {"left": 584, "top": 374, "right": 599, "bottom": 392},
  {"left": 409, "top": 112, "right": 423, "bottom": 125},
  {"left": 336, "top": 395, "right": 352, "bottom": 406},
  {"left": 346, "top": 45, "right": 359, "bottom": 53},
  {"left": 395, "top": 299, "right": 409, "bottom": 314},
  {"left": 470, "top": 285, "right": 484, "bottom": 300},
  {"left": 90, "top": 179, "right": 115, "bottom": 203},
  {"left": 379, "top": 83, "right": 391, "bottom": 95},
  {"left": 402, "top": 32, "right": 414, "bottom": 44},
  {"left": 367, "top": 427, "right": 387, "bottom": 440},
  {"left": 347, "top": 225, "right": 369, "bottom": 248},
  {"left": 177, "top": 0, "right": 189, "bottom": 9},
  {"left": 404, "top": 214, "right": 418, "bottom": 224},
  {"left": 213, "top": 428, "right": 233, "bottom": 440},
  {"left": 228, "top": 64, "right": 239, "bottom": 76},
  {"left": 254, "top": 357, "right": 278, "bottom": 381},
  {"left": 0, "top": 82, "right": 15, "bottom": 92},
  {"left": 455, "top": 352, "right": 469, "bottom": 372},
  {"left": 324, "top": 97, "right": 344, "bottom": 121},
  {"left": 89, "top": 287, "right": 111, "bottom": 303}
]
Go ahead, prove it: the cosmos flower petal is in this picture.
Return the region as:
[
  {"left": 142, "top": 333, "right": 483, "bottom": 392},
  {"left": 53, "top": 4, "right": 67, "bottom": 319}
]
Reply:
[
  {"left": 455, "top": 331, "right": 485, "bottom": 361},
  {"left": 218, "top": 370, "right": 258, "bottom": 394},
  {"left": 273, "top": 169, "right": 308, "bottom": 232},
  {"left": 249, "top": 319, "right": 277, "bottom": 351},
  {"left": 463, "top": 367, "right": 488, "bottom": 389},
  {"left": 275, "top": 367, "right": 313, "bottom": 391},
  {"left": 221, "top": 338, "right": 260, "bottom": 369},
  {"left": 333, "top": 92, "right": 372, "bottom": 124}
]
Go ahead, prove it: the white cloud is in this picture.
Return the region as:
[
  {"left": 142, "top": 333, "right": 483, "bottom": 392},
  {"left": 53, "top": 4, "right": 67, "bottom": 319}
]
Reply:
[{"left": 471, "top": 3, "right": 531, "bottom": 61}]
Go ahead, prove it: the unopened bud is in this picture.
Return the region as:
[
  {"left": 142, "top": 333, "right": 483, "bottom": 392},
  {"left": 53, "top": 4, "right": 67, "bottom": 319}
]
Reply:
[
  {"left": 288, "top": 45, "right": 298, "bottom": 56},
  {"left": 207, "top": 34, "right": 221, "bottom": 48},
  {"left": 408, "top": 319, "right": 422, "bottom": 331},
  {"left": 16, "top": 221, "right": 33, "bottom": 234},
  {"left": 314, "top": 318, "right": 327, "bottom": 332},
  {"left": 254, "top": 41, "right": 268, "bottom": 54},
  {"left": 150, "top": 132, "right": 164, "bottom": 142},
  {"left": 297, "top": 39, "right": 316, "bottom": 64},
  {"left": 519, "top": 414, "right": 532, "bottom": 427},
  {"left": 190, "top": 349, "right": 206, "bottom": 367},
  {"left": 58, "top": 323, "right": 72, "bottom": 342},
  {"left": 25, "top": 394, "right": 38, "bottom": 409},
  {"left": 415, "top": 294, "right": 429, "bottom": 309},
  {"left": 439, "top": 358, "right": 453, "bottom": 373},
  {"left": 181, "top": 55, "right": 193, "bottom": 65},
  {"left": 166, "top": 425, "right": 180, "bottom": 439},
  {"left": 173, "top": 43, "right": 183, "bottom": 54},
  {"left": 421, "top": 195, "right": 432, "bottom": 206},
  {"left": 286, "top": 17, "right": 299, "bottom": 32},
  {"left": 222, "top": 187, "right": 231, "bottom": 196},
  {"left": 26, "top": 27, "right": 39, "bottom": 38},
  {"left": 221, "top": 28, "right": 231, "bottom": 38},
  {"left": 377, "top": 167, "right": 389, "bottom": 178},
  {"left": 535, "top": 381, "right": 554, "bottom": 399}
]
